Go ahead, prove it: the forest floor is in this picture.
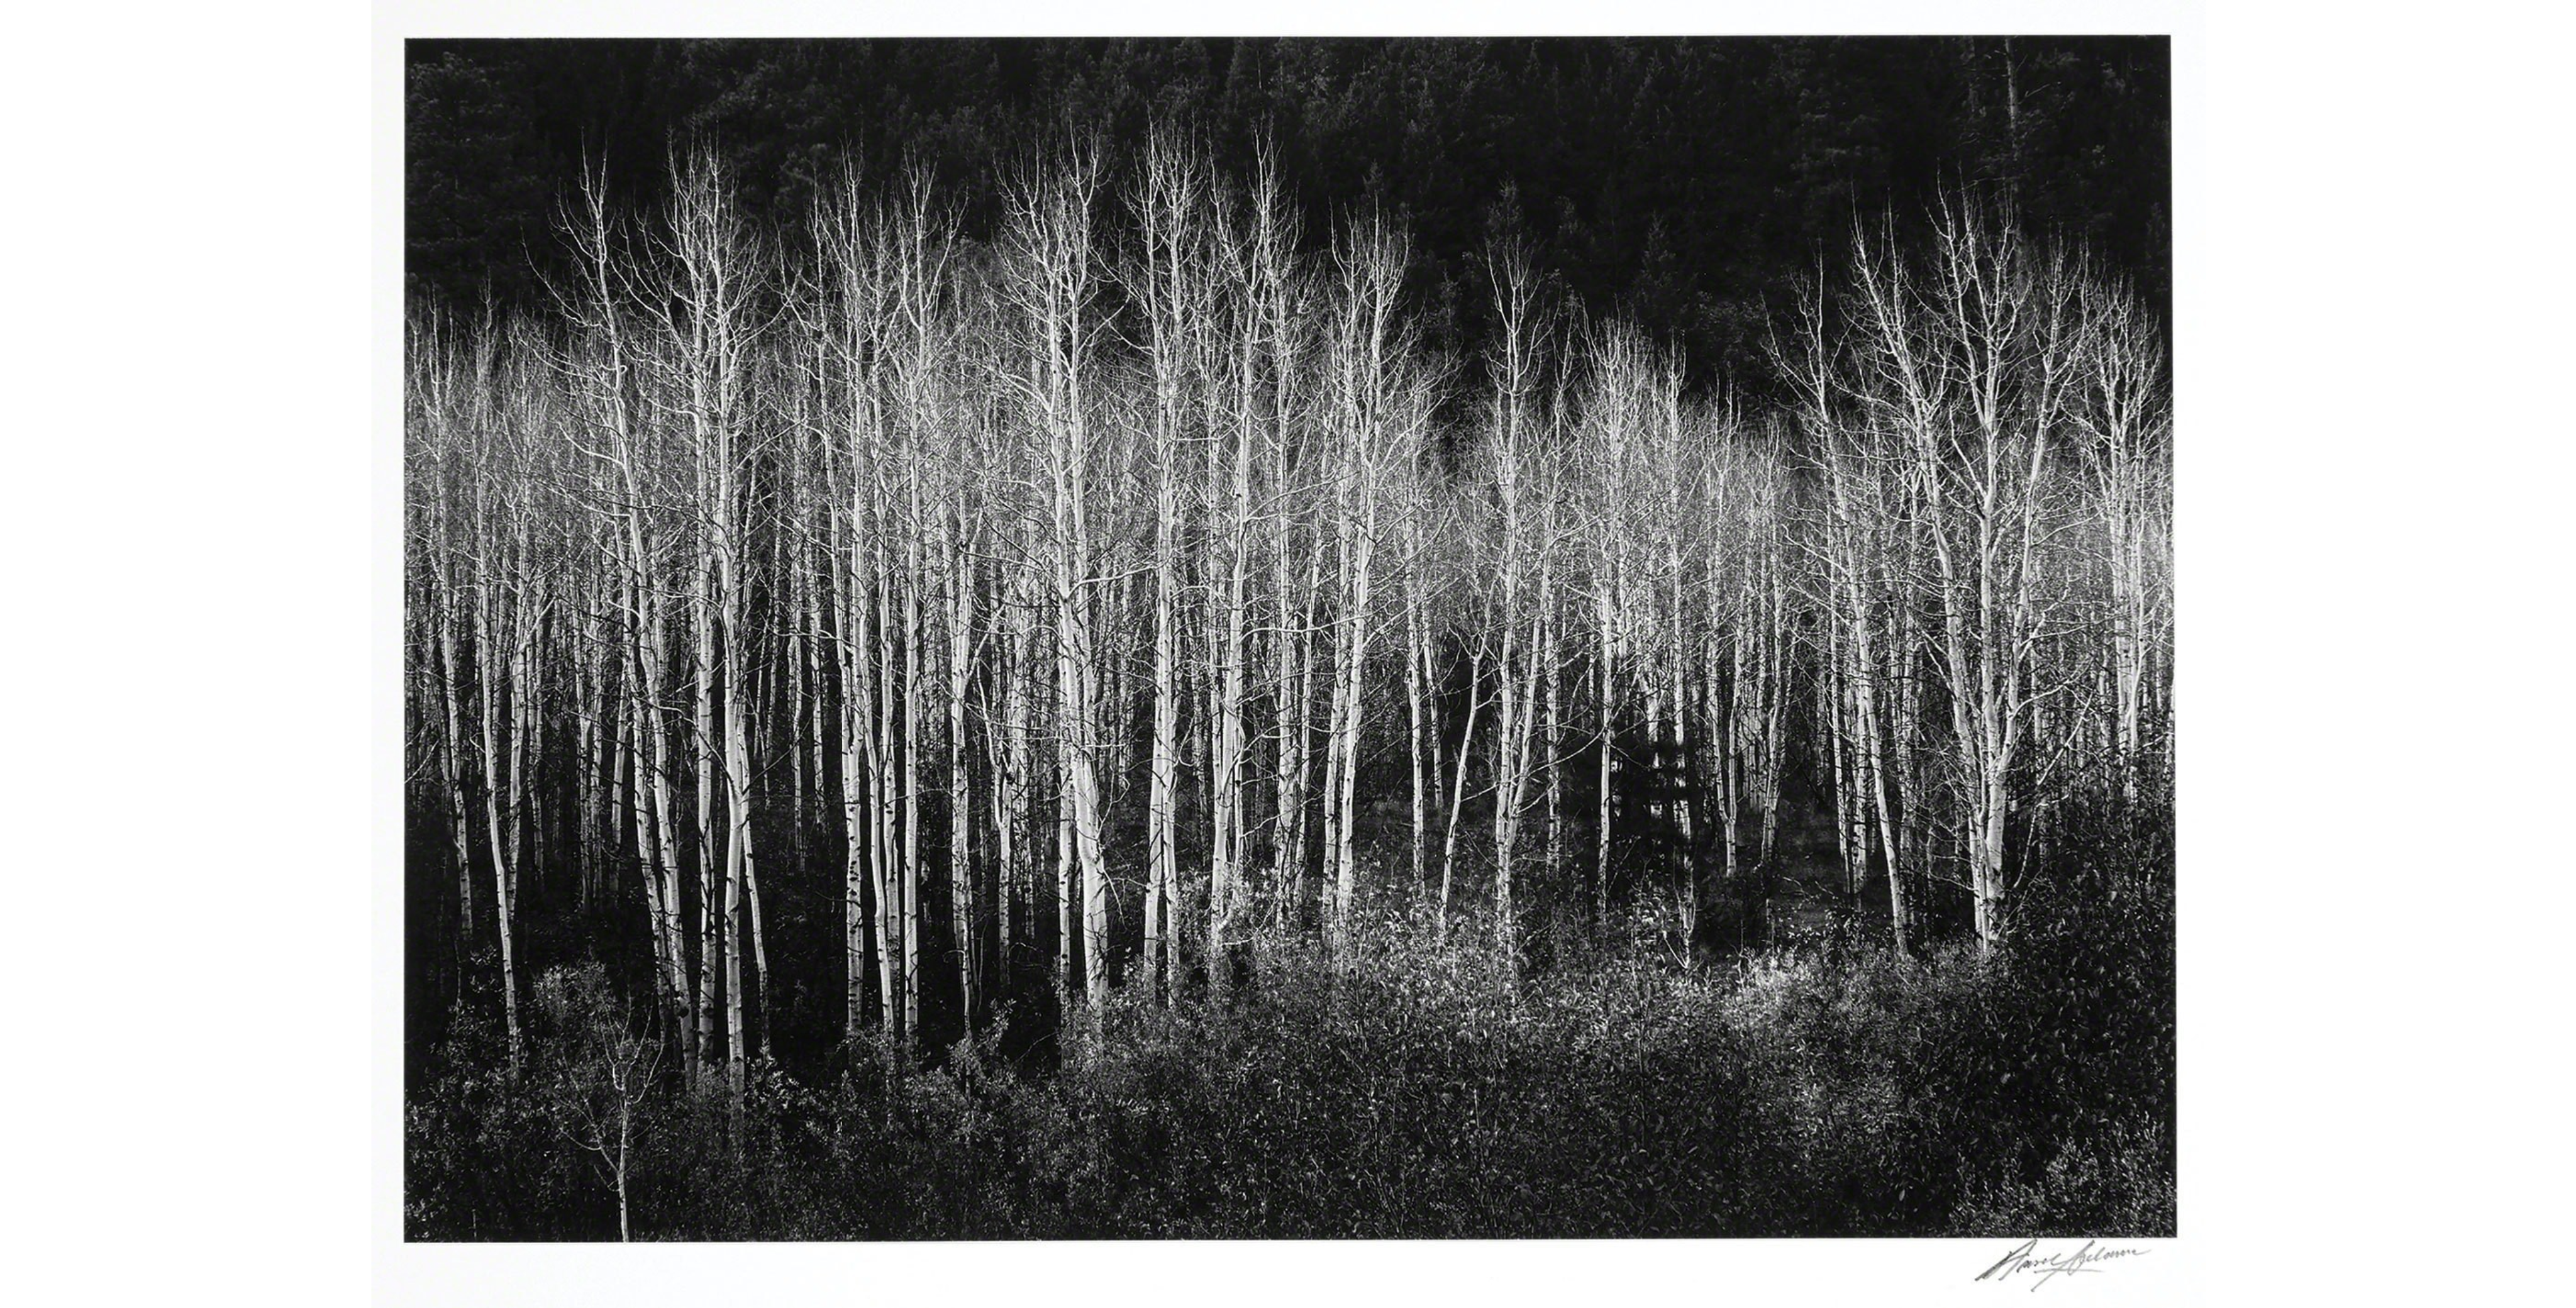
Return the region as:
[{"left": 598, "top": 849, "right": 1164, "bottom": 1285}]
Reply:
[{"left": 407, "top": 852, "right": 2172, "bottom": 1241}]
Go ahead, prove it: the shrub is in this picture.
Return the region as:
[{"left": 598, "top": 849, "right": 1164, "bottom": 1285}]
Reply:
[{"left": 409, "top": 856, "right": 2173, "bottom": 1240}]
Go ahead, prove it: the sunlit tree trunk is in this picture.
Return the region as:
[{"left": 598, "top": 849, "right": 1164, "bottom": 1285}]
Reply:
[
  {"left": 1125, "top": 135, "right": 1205, "bottom": 1000},
  {"left": 1437, "top": 645, "right": 1485, "bottom": 933},
  {"left": 1001, "top": 146, "right": 1114, "bottom": 1016},
  {"left": 948, "top": 503, "right": 980, "bottom": 1026},
  {"left": 2073, "top": 266, "right": 2170, "bottom": 806},
  {"left": 1479, "top": 238, "right": 1553, "bottom": 965},
  {"left": 1206, "top": 152, "right": 1295, "bottom": 999},
  {"left": 901, "top": 497, "right": 925, "bottom": 1042},
  {"left": 1401, "top": 489, "right": 1434, "bottom": 903},
  {"left": 470, "top": 558, "right": 523, "bottom": 1067},
  {"left": 432, "top": 595, "right": 477, "bottom": 977}
]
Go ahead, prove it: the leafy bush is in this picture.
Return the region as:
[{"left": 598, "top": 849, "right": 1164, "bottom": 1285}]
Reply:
[
  {"left": 409, "top": 846, "right": 2172, "bottom": 1240},
  {"left": 1950, "top": 1122, "right": 2177, "bottom": 1236}
]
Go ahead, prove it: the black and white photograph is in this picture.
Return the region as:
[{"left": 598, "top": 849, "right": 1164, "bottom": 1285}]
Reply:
[{"left": 401, "top": 31, "right": 2173, "bottom": 1244}]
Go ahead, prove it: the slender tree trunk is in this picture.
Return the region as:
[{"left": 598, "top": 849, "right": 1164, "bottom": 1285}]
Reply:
[
  {"left": 716, "top": 496, "right": 753, "bottom": 1107},
  {"left": 1595, "top": 584, "right": 1617, "bottom": 929},
  {"left": 691, "top": 553, "right": 722, "bottom": 1080},
  {"left": 1056, "top": 699, "right": 1076, "bottom": 999},
  {"left": 472, "top": 577, "right": 523, "bottom": 1068},
  {"left": 1853, "top": 574, "right": 1909, "bottom": 958},
  {"left": 1438, "top": 646, "right": 1485, "bottom": 933},
  {"left": 1209, "top": 389, "right": 1252, "bottom": 1002},
  {"left": 1402, "top": 514, "right": 1431, "bottom": 904},
  {"left": 435, "top": 605, "right": 477, "bottom": 973},
  {"left": 870, "top": 538, "right": 902, "bottom": 1041},
  {"left": 1276, "top": 535, "right": 1320, "bottom": 928},
  {"left": 631, "top": 576, "right": 695, "bottom": 1071},
  {"left": 743, "top": 842, "right": 770, "bottom": 1060},
  {"left": 949, "top": 511, "right": 979, "bottom": 1026},
  {"left": 1148, "top": 455, "right": 1182, "bottom": 999},
  {"left": 1542, "top": 601, "right": 1563, "bottom": 920},
  {"left": 902, "top": 529, "right": 926, "bottom": 1042}
]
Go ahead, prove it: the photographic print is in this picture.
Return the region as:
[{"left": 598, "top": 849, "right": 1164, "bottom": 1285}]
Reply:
[{"left": 402, "top": 34, "right": 2173, "bottom": 1243}]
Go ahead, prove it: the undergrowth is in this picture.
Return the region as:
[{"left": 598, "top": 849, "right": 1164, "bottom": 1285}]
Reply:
[{"left": 409, "top": 838, "right": 2172, "bottom": 1241}]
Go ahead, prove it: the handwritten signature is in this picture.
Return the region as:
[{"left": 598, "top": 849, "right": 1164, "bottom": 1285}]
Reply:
[{"left": 1977, "top": 1238, "right": 2150, "bottom": 1289}]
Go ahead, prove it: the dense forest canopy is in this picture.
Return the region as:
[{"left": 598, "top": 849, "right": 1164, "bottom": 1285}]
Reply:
[
  {"left": 408, "top": 36, "right": 2168, "bottom": 393},
  {"left": 404, "top": 36, "right": 2172, "bottom": 1242}
]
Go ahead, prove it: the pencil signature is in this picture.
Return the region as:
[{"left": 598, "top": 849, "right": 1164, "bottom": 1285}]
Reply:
[{"left": 1977, "top": 1238, "right": 2150, "bottom": 1289}]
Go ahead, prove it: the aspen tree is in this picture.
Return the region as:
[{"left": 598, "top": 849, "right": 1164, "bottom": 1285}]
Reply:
[
  {"left": 1123, "top": 131, "right": 1209, "bottom": 1000},
  {"left": 413, "top": 323, "right": 487, "bottom": 1005},
  {"left": 466, "top": 343, "right": 530, "bottom": 1068},
  {"left": 1205, "top": 149, "right": 1294, "bottom": 999},
  {"left": 818, "top": 174, "right": 879, "bottom": 1041},
  {"left": 1479, "top": 239, "right": 1555, "bottom": 963},
  {"left": 640, "top": 148, "right": 772, "bottom": 1094},
  {"left": 1436, "top": 643, "right": 1486, "bottom": 933},
  {"left": 998, "top": 144, "right": 1114, "bottom": 1014},
  {"left": 1397, "top": 463, "right": 1440, "bottom": 904},
  {"left": 820, "top": 161, "right": 935, "bottom": 1046},
  {"left": 2069, "top": 265, "right": 2170, "bottom": 806},
  {"left": 1267, "top": 219, "right": 1320, "bottom": 931},
  {"left": 558, "top": 167, "right": 701, "bottom": 1055},
  {"left": 1316, "top": 215, "right": 1418, "bottom": 952},
  {"left": 884, "top": 168, "right": 958, "bottom": 1044},
  {"left": 1658, "top": 367, "right": 1701, "bottom": 936},
  {"left": 1782, "top": 275, "right": 1912, "bottom": 955},
  {"left": 408, "top": 328, "right": 466, "bottom": 943},
  {"left": 1537, "top": 373, "right": 1578, "bottom": 914},
  {"left": 1845, "top": 201, "right": 2088, "bottom": 953},
  {"left": 1574, "top": 325, "right": 1651, "bottom": 929},
  {"left": 947, "top": 462, "right": 980, "bottom": 1025}
]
